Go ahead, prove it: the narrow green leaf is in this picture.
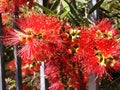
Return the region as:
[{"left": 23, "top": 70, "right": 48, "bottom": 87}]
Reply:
[
  {"left": 65, "top": 0, "right": 81, "bottom": 21},
  {"left": 35, "top": 2, "right": 54, "bottom": 14},
  {"left": 50, "top": 0, "right": 60, "bottom": 11},
  {"left": 61, "top": 0, "right": 70, "bottom": 11},
  {"left": 88, "top": 0, "right": 104, "bottom": 14},
  {"left": 67, "top": 13, "right": 79, "bottom": 26},
  {"left": 60, "top": 11, "right": 69, "bottom": 18},
  {"left": 70, "top": 0, "right": 77, "bottom": 9},
  {"left": 61, "top": 0, "right": 80, "bottom": 21},
  {"left": 100, "top": 7, "right": 109, "bottom": 13}
]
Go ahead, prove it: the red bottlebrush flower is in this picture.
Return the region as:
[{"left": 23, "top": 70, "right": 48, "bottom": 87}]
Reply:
[
  {"left": 2, "top": 13, "right": 7, "bottom": 23},
  {"left": 64, "top": 22, "right": 71, "bottom": 31},
  {"left": 93, "top": 63, "right": 109, "bottom": 79},
  {"left": 22, "top": 68, "right": 29, "bottom": 76},
  {"left": 111, "top": 28, "right": 118, "bottom": 36},
  {"left": 72, "top": 29, "right": 96, "bottom": 63},
  {"left": 2, "top": 28, "right": 25, "bottom": 46},
  {"left": 45, "top": 58, "right": 66, "bottom": 90},
  {"left": 113, "top": 61, "right": 120, "bottom": 70},
  {"left": 0, "top": 0, "right": 13, "bottom": 13},
  {"left": 2, "top": 13, "right": 10, "bottom": 25},
  {"left": 72, "top": 25, "right": 119, "bottom": 79},
  {"left": 96, "top": 38, "right": 118, "bottom": 57},
  {"left": 12, "top": 0, "right": 26, "bottom": 7},
  {"left": 14, "top": 13, "right": 63, "bottom": 59},
  {"left": 112, "top": 45, "right": 120, "bottom": 56},
  {"left": 16, "top": 13, "right": 61, "bottom": 45},
  {"left": 0, "top": 0, "right": 34, "bottom": 13},
  {"left": 23, "top": 58, "right": 34, "bottom": 64},
  {"left": 49, "top": 81, "right": 64, "bottom": 90},
  {"left": 45, "top": 60, "right": 60, "bottom": 82},
  {"left": 96, "top": 19, "right": 118, "bottom": 37},
  {"left": 79, "top": 29, "right": 96, "bottom": 49},
  {"left": 61, "top": 33, "right": 69, "bottom": 41},
  {"left": 9, "top": 60, "right": 15, "bottom": 71},
  {"left": 82, "top": 55, "right": 110, "bottom": 79},
  {"left": 96, "top": 19, "right": 112, "bottom": 33},
  {"left": 76, "top": 48, "right": 111, "bottom": 79},
  {"left": 16, "top": 13, "right": 62, "bottom": 45},
  {"left": 16, "top": 13, "right": 61, "bottom": 36},
  {"left": 0, "top": 0, "right": 9, "bottom": 13},
  {"left": 111, "top": 60, "right": 120, "bottom": 70},
  {"left": 86, "top": 56, "right": 99, "bottom": 73},
  {"left": 21, "top": 14, "right": 45, "bottom": 34},
  {"left": 3, "top": 12, "right": 63, "bottom": 64},
  {"left": 67, "top": 70, "right": 82, "bottom": 89},
  {"left": 18, "top": 38, "right": 40, "bottom": 60},
  {"left": 12, "top": 0, "right": 34, "bottom": 7}
]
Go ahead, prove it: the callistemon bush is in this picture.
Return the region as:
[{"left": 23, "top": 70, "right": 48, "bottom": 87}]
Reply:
[
  {"left": 3, "top": 12, "right": 64, "bottom": 72},
  {"left": 2, "top": 12, "right": 87, "bottom": 89},
  {"left": 72, "top": 19, "right": 120, "bottom": 79},
  {"left": 2, "top": 11, "right": 120, "bottom": 90}
]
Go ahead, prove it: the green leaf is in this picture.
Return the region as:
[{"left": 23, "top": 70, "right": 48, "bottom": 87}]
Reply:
[
  {"left": 50, "top": 0, "right": 60, "bottom": 11},
  {"left": 76, "top": 0, "right": 86, "bottom": 3},
  {"left": 88, "top": 0, "right": 104, "bottom": 14},
  {"left": 60, "top": 11, "right": 69, "bottom": 18},
  {"left": 35, "top": 2, "right": 54, "bottom": 14},
  {"left": 61, "top": 0, "right": 70, "bottom": 11},
  {"left": 67, "top": 1, "right": 81, "bottom": 21},
  {"left": 70, "top": 0, "right": 77, "bottom": 9},
  {"left": 67, "top": 13, "right": 79, "bottom": 26}
]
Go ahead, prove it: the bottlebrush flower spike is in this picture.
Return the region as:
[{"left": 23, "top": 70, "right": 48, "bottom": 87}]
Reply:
[
  {"left": 96, "top": 19, "right": 113, "bottom": 33},
  {"left": 3, "top": 11, "right": 120, "bottom": 90},
  {"left": 2, "top": 28, "right": 26, "bottom": 46},
  {"left": 92, "top": 58, "right": 110, "bottom": 79},
  {"left": 45, "top": 59, "right": 64, "bottom": 90},
  {"left": 0, "top": 0, "right": 34, "bottom": 13},
  {"left": 16, "top": 13, "right": 62, "bottom": 45},
  {"left": 2, "top": 13, "right": 12, "bottom": 25},
  {"left": 110, "top": 60, "right": 120, "bottom": 70},
  {"left": 12, "top": 0, "right": 34, "bottom": 7},
  {"left": 18, "top": 38, "right": 40, "bottom": 60},
  {"left": 96, "top": 19, "right": 118, "bottom": 38},
  {"left": 9, "top": 60, "right": 15, "bottom": 71},
  {"left": 3, "top": 12, "right": 63, "bottom": 61},
  {"left": 49, "top": 81, "right": 64, "bottom": 90},
  {"left": 96, "top": 38, "right": 118, "bottom": 57},
  {"left": 112, "top": 45, "right": 120, "bottom": 56},
  {"left": 72, "top": 19, "right": 120, "bottom": 80},
  {"left": 0, "top": 0, "right": 12, "bottom": 13},
  {"left": 16, "top": 13, "right": 61, "bottom": 36},
  {"left": 13, "top": 0, "right": 26, "bottom": 7}
]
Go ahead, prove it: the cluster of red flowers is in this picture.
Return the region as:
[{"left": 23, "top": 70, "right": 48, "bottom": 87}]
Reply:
[
  {"left": 4, "top": 12, "right": 63, "bottom": 75},
  {"left": 0, "top": 0, "right": 34, "bottom": 13},
  {"left": 72, "top": 19, "right": 120, "bottom": 79},
  {"left": 2, "top": 12, "right": 120, "bottom": 90},
  {"left": 3, "top": 12, "right": 87, "bottom": 89}
]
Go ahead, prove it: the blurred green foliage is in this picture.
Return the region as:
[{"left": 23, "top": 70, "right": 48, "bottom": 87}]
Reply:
[
  {"left": 37, "top": 0, "right": 120, "bottom": 29},
  {"left": 101, "top": 0, "right": 120, "bottom": 29}
]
